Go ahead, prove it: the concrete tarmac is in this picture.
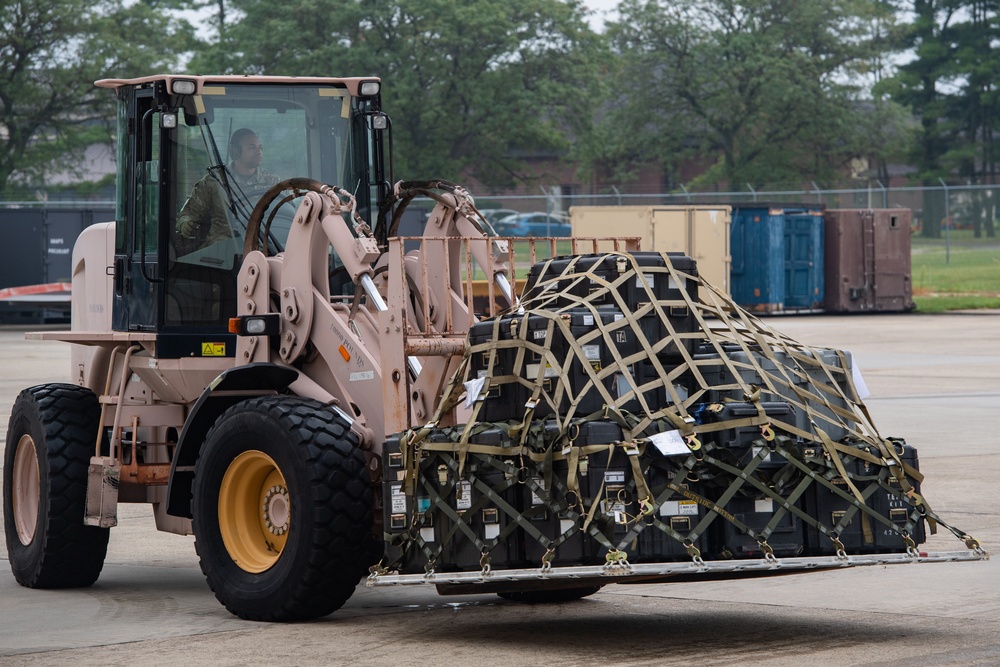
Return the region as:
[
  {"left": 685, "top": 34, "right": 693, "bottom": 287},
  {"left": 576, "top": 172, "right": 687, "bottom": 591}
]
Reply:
[{"left": 0, "top": 313, "right": 997, "bottom": 666}]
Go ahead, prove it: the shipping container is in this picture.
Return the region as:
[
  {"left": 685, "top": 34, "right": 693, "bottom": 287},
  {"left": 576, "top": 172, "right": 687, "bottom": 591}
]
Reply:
[
  {"left": 823, "top": 209, "right": 914, "bottom": 313},
  {"left": 783, "top": 208, "right": 825, "bottom": 310},
  {"left": 730, "top": 206, "right": 786, "bottom": 312},
  {"left": 569, "top": 205, "right": 731, "bottom": 293},
  {"left": 0, "top": 207, "right": 114, "bottom": 322},
  {"left": 730, "top": 205, "right": 824, "bottom": 313}
]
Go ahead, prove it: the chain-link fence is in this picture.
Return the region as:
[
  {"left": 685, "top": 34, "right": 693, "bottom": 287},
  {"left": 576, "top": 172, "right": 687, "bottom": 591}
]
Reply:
[
  {"left": 2, "top": 182, "right": 997, "bottom": 261},
  {"left": 1, "top": 182, "right": 997, "bottom": 323},
  {"left": 3, "top": 182, "right": 998, "bottom": 235},
  {"left": 470, "top": 183, "right": 995, "bottom": 240}
]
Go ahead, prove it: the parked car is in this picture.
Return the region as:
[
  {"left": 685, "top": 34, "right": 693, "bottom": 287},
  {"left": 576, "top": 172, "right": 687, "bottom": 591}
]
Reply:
[
  {"left": 494, "top": 212, "right": 572, "bottom": 237},
  {"left": 479, "top": 208, "right": 519, "bottom": 228}
]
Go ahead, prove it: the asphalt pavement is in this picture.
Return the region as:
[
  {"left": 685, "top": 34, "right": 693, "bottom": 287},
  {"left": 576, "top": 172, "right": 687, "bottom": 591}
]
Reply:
[{"left": 0, "top": 313, "right": 997, "bottom": 666}]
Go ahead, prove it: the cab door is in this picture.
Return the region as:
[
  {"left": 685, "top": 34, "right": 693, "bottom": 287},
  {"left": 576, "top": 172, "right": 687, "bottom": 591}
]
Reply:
[{"left": 112, "top": 87, "right": 164, "bottom": 331}]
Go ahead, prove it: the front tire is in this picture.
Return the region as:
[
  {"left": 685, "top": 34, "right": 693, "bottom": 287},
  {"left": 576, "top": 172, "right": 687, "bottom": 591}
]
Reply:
[
  {"left": 192, "top": 396, "right": 374, "bottom": 621},
  {"left": 3, "top": 384, "right": 109, "bottom": 588}
]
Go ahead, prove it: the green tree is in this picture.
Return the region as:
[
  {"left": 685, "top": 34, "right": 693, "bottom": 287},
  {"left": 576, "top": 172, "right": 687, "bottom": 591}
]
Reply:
[
  {"left": 882, "top": 0, "right": 961, "bottom": 237},
  {"left": 0, "top": 0, "right": 192, "bottom": 195},
  {"left": 590, "top": 0, "right": 892, "bottom": 190},
  {"left": 884, "top": 0, "right": 999, "bottom": 238},
  {"left": 941, "top": 1, "right": 998, "bottom": 237},
  {"left": 189, "top": 0, "right": 606, "bottom": 186}
]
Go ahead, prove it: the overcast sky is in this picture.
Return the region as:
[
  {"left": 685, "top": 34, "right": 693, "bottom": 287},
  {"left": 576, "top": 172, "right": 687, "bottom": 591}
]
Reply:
[{"left": 585, "top": 0, "right": 620, "bottom": 30}]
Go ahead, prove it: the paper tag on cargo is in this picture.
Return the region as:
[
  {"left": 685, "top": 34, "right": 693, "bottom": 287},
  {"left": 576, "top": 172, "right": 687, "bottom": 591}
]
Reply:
[
  {"left": 649, "top": 430, "right": 689, "bottom": 456},
  {"left": 848, "top": 351, "right": 871, "bottom": 399},
  {"left": 463, "top": 376, "right": 487, "bottom": 408}
]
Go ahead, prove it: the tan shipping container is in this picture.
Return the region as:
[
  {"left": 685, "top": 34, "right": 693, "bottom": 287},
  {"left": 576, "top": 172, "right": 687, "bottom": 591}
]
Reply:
[{"left": 569, "top": 205, "right": 732, "bottom": 293}]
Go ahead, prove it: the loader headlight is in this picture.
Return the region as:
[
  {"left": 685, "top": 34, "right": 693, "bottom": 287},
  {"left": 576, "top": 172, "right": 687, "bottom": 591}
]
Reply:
[
  {"left": 371, "top": 113, "right": 388, "bottom": 130},
  {"left": 171, "top": 79, "right": 197, "bottom": 95},
  {"left": 359, "top": 80, "right": 380, "bottom": 97},
  {"left": 228, "top": 314, "right": 280, "bottom": 336}
]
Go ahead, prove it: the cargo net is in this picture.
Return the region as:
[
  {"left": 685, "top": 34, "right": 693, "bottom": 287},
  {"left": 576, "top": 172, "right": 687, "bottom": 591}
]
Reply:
[{"left": 378, "top": 251, "right": 985, "bottom": 575}]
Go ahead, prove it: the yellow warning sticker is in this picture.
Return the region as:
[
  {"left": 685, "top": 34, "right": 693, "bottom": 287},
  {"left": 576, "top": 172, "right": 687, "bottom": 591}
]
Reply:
[{"left": 201, "top": 343, "right": 226, "bottom": 356}]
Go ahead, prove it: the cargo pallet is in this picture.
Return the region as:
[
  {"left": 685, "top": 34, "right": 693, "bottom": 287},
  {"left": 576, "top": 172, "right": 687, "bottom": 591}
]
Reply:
[{"left": 367, "top": 549, "right": 988, "bottom": 590}]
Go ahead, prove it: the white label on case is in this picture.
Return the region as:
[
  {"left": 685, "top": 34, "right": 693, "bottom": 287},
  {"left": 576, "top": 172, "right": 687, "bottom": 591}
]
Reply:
[
  {"left": 390, "top": 484, "right": 406, "bottom": 513},
  {"left": 455, "top": 481, "right": 472, "bottom": 510},
  {"left": 661, "top": 500, "right": 698, "bottom": 516},
  {"left": 526, "top": 363, "right": 559, "bottom": 379}
]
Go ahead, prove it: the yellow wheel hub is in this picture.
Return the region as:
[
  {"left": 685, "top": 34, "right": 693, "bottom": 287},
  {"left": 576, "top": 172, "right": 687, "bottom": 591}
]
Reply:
[
  {"left": 218, "top": 450, "right": 290, "bottom": 573},
  {"left": 12, "top": 434, "right": 40, "bottom": 546}
]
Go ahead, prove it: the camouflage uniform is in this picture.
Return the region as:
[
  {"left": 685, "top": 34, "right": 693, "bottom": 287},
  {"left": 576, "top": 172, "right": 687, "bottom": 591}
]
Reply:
[{"left": 175, "top": 167, "right": 281, "bottom": 252}]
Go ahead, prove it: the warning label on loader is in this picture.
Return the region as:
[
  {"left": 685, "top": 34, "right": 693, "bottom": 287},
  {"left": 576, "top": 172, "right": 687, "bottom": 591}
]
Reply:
[{"left": 201, "top": 343, "right": 226, "bottom": 356}]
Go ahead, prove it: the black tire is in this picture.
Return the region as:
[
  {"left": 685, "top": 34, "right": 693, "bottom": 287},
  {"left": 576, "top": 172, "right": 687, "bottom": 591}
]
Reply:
[
  {"left": 3, "top": 384, "right": 110, "bottom": 588},
  {"left": 497, "top": 586, "right": 604, "bottom": 603},
  {"left": 192, "top": 396, "right": 374, "bottom": 621}
]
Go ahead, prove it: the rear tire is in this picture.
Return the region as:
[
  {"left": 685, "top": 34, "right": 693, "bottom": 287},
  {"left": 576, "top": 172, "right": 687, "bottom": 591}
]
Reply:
[
  {"left": 192, "top": 396, "right": 374, "bottom": 621},
  {"left": 497, "top": 586, "right": 604, "bottom": 603},
  {"left": 3, "top": 384, "right": 109, "bottom": 588}
]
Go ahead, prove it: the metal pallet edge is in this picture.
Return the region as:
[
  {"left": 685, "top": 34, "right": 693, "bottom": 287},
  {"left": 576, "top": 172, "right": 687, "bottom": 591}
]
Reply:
[{"left": 366, "top": 550, "right": 989, "bottom": 588}]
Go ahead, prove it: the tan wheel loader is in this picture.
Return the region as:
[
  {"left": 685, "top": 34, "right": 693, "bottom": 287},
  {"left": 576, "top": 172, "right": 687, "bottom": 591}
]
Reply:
[{"left": 2, "top": 75, "right": 987, "bottom": 622}]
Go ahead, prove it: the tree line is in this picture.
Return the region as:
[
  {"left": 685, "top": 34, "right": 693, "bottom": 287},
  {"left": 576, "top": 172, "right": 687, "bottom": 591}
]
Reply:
[{"left": 2, "top": 0, "right": 996, "bottom": 237}]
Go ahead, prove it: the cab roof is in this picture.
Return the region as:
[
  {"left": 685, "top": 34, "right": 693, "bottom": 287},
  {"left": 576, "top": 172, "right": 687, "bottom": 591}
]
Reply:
[{"left": 95, "top": 74, "right": 379, "bottom": 97}]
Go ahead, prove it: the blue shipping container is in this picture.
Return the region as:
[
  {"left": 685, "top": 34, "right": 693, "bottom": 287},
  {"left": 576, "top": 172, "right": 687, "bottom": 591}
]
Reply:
[
  {"left": 730, "top": 206, "right": 785, "bottom": 312},
  {"left": 783, "top": 209, "right": 824, "bottom": 310},
  {"left": 730, "top": 205, "right": 824, "bottom": 313}
]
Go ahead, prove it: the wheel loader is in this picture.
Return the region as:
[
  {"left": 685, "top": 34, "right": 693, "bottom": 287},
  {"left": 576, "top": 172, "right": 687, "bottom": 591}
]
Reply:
[{"left": 3, "top": 75, "right": 987, "bottom": 622}]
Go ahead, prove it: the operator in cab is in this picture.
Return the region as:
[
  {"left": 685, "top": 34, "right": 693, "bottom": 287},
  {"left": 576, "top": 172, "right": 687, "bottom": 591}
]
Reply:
[{"left": 174, "top": 128, "right": 281, "bottom": 254}]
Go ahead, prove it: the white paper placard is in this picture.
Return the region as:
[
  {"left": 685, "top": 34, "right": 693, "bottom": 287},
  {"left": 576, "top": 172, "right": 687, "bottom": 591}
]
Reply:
[
  {"left": 649, "top": 430, "right": 690, "bottom": 456},
  {"left": 848, "top": 351, "right": 871, "bottom": 399},
  {"left": 463, "top": 376, "right": 487, "bottom": 408}
]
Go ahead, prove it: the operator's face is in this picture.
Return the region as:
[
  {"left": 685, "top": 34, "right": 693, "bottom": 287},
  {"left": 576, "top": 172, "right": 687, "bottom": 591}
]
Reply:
[{"left": 233, "top": 135, "right": 264, "bottom": 173}]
